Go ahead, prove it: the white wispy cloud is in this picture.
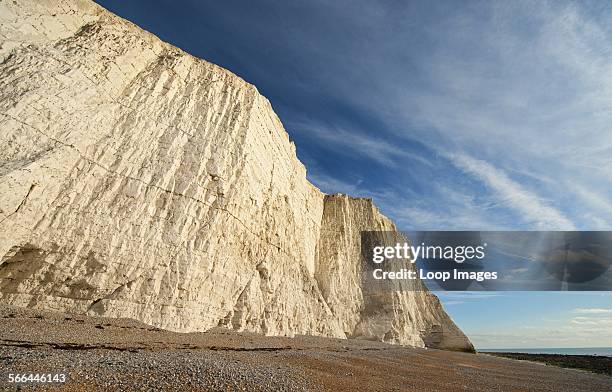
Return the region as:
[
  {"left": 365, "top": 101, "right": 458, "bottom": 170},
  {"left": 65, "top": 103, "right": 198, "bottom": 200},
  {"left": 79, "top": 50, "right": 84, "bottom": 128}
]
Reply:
[
  {"left": 443, "top": 301, "right": 465, "bottom": 306},
  {"left": 447, "top": 152, "right": 575, "bottom": 230},
  {"left": 289, "top": 119, "right": 434, "bottom": 168},
  {"left": 573, "top": 308, "right": 612, "bottom": 315},
  {"left": 567, "top": 186, "right": 612, "bottom": 228},
  {"left": 570, "top": 317, "right": 612, "bottom": 327},
  {"left": 307, "top": 171, "right": 362, "bottom": 195}
]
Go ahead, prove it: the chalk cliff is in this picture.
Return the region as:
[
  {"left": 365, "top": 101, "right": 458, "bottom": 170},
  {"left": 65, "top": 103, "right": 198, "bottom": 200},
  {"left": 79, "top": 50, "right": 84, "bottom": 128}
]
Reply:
[{"left": 0, "top": 0, "right": 473, "bottom": 351}]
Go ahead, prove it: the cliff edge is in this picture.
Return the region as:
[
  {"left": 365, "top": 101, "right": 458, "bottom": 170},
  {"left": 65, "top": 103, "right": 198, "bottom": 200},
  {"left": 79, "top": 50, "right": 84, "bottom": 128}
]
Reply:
[{"left": 0, "top": 0, "right": 473, "bottom": 351}]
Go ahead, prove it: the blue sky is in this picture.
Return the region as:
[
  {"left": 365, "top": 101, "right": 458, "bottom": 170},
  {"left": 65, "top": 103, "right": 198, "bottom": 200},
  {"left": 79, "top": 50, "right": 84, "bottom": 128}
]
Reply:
[{"left": 95, "top": 0, "right": 612, "bottom": 348}]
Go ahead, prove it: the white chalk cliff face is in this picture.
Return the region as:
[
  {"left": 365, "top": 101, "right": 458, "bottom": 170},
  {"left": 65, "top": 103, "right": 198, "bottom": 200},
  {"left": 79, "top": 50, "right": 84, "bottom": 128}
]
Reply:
[{"left": 0, "top": 0, "right": 473, "bottom": 351}]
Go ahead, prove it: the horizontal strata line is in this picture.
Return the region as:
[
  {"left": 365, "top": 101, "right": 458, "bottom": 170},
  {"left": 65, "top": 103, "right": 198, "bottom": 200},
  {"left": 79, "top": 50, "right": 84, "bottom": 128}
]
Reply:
[
  {"left": 0, "top": 338, "right": 296, "bottom": 352},
  {"left": 0, "top": 338, "right": 391, "bottom": 353},
  {"left": 0, "top": 339, "right": 143, "bottom": 352}
]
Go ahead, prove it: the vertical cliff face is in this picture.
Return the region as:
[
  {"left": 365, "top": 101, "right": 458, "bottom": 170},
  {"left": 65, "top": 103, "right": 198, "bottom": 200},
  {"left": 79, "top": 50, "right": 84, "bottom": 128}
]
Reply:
[
  {"left": 316, "top": 195, "right": 473, "bottom": 350},
  {"left": 0, "top": 0, "right": 473, "bottom": 351}
]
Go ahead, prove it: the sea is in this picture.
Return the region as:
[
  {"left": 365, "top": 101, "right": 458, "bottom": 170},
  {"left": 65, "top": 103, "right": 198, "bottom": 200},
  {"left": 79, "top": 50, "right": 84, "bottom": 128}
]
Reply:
[{"left": 479, "top": 347, "right": 612, "bottom": 356}]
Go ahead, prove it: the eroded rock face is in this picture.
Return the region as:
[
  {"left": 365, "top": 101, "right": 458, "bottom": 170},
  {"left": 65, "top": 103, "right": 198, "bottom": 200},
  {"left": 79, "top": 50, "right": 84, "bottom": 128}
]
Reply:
[{"left": 0, "top": 0, "right": 473, "bottom": 351}]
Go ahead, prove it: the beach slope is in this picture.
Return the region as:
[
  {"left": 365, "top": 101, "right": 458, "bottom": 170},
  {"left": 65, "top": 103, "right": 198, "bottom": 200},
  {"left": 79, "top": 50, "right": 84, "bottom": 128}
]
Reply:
[{"left": 0, "top": 307, "right": 610, "bottom": 391}]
